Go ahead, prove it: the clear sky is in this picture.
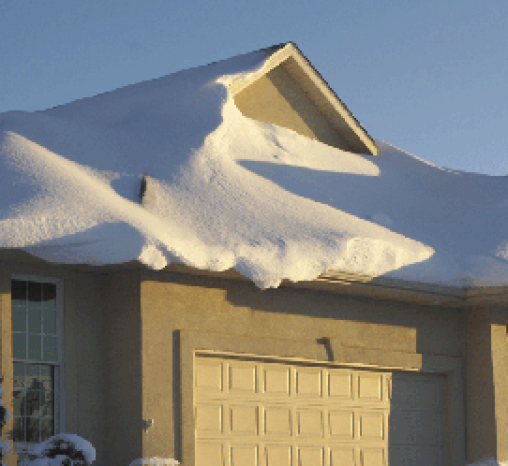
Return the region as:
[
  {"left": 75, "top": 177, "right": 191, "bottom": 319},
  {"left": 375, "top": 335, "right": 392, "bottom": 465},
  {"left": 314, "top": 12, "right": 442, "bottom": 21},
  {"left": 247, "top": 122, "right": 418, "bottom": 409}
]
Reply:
[{"left": 1, "top": 0, "right": 507, "bottom": 175}]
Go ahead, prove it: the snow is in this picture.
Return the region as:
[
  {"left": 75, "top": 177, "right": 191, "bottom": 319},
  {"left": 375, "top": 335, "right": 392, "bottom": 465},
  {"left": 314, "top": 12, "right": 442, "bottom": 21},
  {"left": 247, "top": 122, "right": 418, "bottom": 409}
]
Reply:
[
  {"left": 0, "top": 49, "right": 507, "bottom": 289},
  {"left": 468, "top": 459, "right": 508, "bottom": 466},
  {"left": 31, "top": 434, "right": 95, "bottom": 464},
  {"left": 129, "top": 458, "right": 179, "bottom": 466}
]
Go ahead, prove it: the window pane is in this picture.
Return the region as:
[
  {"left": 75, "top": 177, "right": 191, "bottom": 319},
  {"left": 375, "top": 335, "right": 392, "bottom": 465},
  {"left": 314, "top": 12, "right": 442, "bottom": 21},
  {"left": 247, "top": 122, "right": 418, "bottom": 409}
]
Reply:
[
  {"left": 12, "top": 306, "right": 26, "bottom": 332},
  {"left": 43, "top": 336, "right": 58, "bottom": 362},
  {"left": 11, "top": 280, "right": 27, "bottom": 305},
  {"left": 26, "top": 417, "right": 40, "bottom": 443},
  {"left": 28, "top": 334, "right": 42, "bottom": 361},
  {"left": 28, "top": 282, "right": 42, "bottom": 302},
  {"left": 40, "top": 391, "right": 54, "bottom": 417},
  {"left": 13, "top": 362, "right": 25, "bottom": 388},
  {"left": 13, "top": 333, "right": 27, "bottom": 359},
  {"left": 42, "top": 283, "right": 56, "bottom": 309},
  {"left": 28, "top": 307, "right": 42, "bottom": 334},
  {"left": 26, "top": 365, "right": 40, "bottom": 386},
  {"left": 25, "top": 391, "right": 41, "bottom": 417},
  {"left": 13, "top": 391, "right": 25, "bottom": 417},
  {"left": 39, "top": 365, "right": 54, "bottom": 390},
  {"left": 40, "top": 418, "right": 54, "bottom": 441},
  {"left": 42, "top": 308, "right": 56, "bottom": 334},
  {"left": 13, "top": 417, "right": 25, "bottom": 442}
]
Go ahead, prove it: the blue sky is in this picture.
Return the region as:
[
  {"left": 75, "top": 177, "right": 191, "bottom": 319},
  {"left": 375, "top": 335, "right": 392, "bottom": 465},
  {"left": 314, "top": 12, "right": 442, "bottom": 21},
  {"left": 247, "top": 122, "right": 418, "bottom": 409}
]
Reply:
[{"left": 1, "top": 0, "right": 507, "bottom": 175}]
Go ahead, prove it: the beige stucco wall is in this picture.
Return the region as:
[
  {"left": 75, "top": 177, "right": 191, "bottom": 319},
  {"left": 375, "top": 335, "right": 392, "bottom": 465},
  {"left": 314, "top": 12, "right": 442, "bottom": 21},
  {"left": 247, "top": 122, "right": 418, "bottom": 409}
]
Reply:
[
  {"left": 466, "top": 307, "right": 508, "bottom": 463},
  {"left": 102, "top": 270, "right": 143, "bottom": 466},
  {"left": 0, "top": 256, "right": 107, "bottom": 466},
  {"left": 138, "top": 270, "right": 467, "bottom": 465},
  {"left": 1, "top": 258, "right": 506, "bottom": 465},
  {"left": 233, "top": 63, "right": 352, "bottom": 151}
]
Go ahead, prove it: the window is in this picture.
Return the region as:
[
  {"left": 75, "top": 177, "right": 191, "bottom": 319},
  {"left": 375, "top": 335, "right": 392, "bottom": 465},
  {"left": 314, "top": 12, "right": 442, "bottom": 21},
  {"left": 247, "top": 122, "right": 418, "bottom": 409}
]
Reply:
[{"left": 11, "top": 278, "right": 61, "bottom": 448}]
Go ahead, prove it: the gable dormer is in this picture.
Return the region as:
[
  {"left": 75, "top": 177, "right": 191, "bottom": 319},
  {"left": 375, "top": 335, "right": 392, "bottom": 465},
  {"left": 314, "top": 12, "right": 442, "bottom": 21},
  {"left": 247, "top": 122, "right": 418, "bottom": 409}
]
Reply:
[{"left": 230, "top": 42, "right": 377, "bottom": 155}]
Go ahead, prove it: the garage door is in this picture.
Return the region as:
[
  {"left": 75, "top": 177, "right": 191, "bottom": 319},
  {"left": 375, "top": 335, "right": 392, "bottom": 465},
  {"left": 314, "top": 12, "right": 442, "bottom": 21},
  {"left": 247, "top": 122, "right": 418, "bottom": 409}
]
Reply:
[
  {"left": 390, "top": 372, "right": 447, "bottom": 465},
  {"left": 194, "top": 354, "right": 446, "bottom": 466}
]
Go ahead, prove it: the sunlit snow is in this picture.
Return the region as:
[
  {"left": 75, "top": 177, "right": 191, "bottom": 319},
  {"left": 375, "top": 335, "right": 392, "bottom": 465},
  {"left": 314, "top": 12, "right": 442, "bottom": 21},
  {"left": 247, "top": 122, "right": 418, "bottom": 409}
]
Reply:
[{"left": 0, "top": 50, "right": 507, "bottom": 288}]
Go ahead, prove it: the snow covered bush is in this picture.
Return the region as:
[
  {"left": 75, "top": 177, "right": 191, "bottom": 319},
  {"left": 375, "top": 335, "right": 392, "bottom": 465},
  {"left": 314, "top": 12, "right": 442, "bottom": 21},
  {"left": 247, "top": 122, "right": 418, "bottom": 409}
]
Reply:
[
  {"left": 22, "top": 434, "right": 95, "bottom": 466},
  {"left": 467, "top": 458, "right": 508, "bottom": 466}
]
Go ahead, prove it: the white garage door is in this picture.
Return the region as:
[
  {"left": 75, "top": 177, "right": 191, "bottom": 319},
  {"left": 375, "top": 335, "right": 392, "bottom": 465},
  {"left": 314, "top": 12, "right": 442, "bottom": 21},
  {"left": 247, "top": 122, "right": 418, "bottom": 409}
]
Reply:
[{"left": 194, "top": 355, "right": 446, "bottom": 466}]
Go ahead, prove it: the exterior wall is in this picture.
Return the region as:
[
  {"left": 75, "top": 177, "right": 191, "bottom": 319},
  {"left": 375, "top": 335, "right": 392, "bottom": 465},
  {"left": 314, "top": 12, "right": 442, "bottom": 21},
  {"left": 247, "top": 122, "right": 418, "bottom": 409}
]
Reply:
[
  {"left": 233, "top": 63, "right": 351, "bottom": 151},
  {"left": 466, "top": 307, "right": 508, "bottom": 463},
  {"left": 102, "top": 270, "right": 143, "bottom": 466},
  {"left": 1, "top": 259, "right": 506, "bottom": 465},
  {"left": 0, "top": 257, "right": 107, "bottom": 466},
  {"left": 139, "top": 270, "right": 467, "bottom": 466},
  {"left": 0, "top": 267, "right": 15, "bottom": 466}
]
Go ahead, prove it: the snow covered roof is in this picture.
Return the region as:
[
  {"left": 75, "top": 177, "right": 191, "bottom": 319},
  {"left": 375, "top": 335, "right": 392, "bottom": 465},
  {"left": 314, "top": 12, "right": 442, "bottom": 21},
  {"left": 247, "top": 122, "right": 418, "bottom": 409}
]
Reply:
[{"left": 0, "top": 44, "right": 507, "bottom": 291}]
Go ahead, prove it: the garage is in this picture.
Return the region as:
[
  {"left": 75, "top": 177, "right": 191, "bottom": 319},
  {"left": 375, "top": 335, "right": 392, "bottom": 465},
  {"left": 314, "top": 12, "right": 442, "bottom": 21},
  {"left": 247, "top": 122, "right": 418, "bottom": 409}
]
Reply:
[{"left": 194, "top": 354, "right": 446, "bottom": 465}]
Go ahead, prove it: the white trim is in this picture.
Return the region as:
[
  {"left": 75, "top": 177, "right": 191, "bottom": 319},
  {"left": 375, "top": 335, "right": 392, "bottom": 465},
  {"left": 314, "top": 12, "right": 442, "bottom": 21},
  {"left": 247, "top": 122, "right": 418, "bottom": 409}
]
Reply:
[{"left": 10, "top": 274, "right": 66, "bottom": 450}]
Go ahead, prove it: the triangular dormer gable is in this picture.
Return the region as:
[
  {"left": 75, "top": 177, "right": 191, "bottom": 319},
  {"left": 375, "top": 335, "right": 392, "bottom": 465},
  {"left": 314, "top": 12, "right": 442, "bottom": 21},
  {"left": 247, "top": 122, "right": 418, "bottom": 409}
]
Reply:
[{"left": 230, "top": 42, "right": 378, "bottom": 155}]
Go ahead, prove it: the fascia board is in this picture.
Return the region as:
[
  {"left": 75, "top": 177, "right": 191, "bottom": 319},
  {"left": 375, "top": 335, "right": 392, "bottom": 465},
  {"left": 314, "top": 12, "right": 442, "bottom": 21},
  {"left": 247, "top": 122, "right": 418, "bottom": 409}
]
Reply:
[
  {"left": 160, "top": 263, "right": 507, "bottom": 307},
  {"left": 228, "top": 44, "right": 296, "bottom": 96},
  {"left": 283, "top": 44, "right": 378, "bottom": 156}
]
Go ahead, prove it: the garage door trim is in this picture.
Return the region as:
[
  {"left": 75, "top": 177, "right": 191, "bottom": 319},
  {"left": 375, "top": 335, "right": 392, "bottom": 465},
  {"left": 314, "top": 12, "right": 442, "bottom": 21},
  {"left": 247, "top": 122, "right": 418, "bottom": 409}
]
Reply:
[{"left": 179, "top": 329, "right": 465, "bottom": 466}]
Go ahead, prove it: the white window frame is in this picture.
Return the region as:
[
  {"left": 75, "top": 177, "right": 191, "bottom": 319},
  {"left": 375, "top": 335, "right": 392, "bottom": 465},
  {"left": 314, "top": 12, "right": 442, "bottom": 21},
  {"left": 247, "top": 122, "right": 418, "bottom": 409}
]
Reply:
[{"left": 11, "top": 274, "right": 65, "bottom": 456}]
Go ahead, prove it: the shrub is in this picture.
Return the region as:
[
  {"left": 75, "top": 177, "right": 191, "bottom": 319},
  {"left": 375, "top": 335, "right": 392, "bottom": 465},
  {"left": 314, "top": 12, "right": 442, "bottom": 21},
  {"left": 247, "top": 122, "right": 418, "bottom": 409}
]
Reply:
[{"left": 23, "top": 434, "right": 95, "bottom": 466}]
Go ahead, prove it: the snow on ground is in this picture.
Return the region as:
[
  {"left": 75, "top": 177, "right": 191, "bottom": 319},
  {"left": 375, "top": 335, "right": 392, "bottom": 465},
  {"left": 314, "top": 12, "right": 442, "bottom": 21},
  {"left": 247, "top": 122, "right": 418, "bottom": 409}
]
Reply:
[
  {"left": 467, "top": 459, "right": 508, "bottom": 466},
  {"left": 0, "top": 49, "right": 507, "bottom": 288}
]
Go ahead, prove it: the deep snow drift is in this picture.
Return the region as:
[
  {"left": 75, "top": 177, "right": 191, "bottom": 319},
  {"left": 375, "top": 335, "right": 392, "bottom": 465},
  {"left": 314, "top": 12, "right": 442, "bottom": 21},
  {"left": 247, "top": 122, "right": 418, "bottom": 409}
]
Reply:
[{"left": 0, "top": 50, "right": 507, "bottom": 288}]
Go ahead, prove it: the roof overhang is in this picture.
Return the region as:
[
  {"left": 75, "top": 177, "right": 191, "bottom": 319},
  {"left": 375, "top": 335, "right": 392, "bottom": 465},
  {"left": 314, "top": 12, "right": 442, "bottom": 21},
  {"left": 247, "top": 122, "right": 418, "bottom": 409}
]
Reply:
[
  {"left": 159, "top": 263, "right": 508, "bottom": 309},
  {"left": 3, "top": 250, "right": 506, "bottom": 308},
  {"left": 229, "top": 42, "right": 378, "bottom": 156}
]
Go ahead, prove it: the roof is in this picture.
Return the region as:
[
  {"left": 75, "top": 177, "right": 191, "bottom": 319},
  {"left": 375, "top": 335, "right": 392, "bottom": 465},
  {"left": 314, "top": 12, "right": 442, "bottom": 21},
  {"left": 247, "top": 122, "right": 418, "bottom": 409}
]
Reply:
[{"left": 0, "top": 44, "right": 507, "bottom": 294}]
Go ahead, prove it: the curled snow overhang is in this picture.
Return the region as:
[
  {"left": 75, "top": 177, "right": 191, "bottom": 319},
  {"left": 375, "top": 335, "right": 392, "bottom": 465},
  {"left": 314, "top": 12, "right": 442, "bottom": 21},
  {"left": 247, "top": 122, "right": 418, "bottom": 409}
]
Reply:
[{"left": 230, "top": 42, "right": 378, "bottom": 156}]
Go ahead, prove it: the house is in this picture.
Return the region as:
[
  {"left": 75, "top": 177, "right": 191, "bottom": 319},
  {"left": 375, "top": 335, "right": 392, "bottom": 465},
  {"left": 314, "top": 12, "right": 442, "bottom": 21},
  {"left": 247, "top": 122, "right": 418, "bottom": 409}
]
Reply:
[{"left": 0, "top": 42, "right": 507, "bottom": 466}]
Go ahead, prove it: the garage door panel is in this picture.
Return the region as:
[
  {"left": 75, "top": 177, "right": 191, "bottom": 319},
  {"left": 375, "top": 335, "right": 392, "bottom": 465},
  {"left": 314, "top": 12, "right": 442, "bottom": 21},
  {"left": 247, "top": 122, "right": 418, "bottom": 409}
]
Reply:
[
  {"left": 329, "top": 409, "right": 355, "bottom": 439},
  {"left": 358, "top": 411, "right": 387, "bottom": 442},
  {"left": 359, "top": 447, "right": 387, "bottom": 466},
  {"left": 263, "top": 406, "right": 292, "bottom": 437},
  {"left": 264, "top": 444, "right": 292, "bottom": 466},
  {"left": 230, "top": 444, "right": 258, "bottom": 466},
  {"left": 390, "top": 410, "right": 444, "bottom": 444},
  {"left": 329, "top": 446, "right": 355, "bottom": 466},
  {"left": 230, "top": 405, "right": 258, "bottom": 436},
  {"left": 358, "top": 373, "right": 385, "bottom": 403},
  {"left": 195, "top": 359, "right": 224, "bottom": 393},
  {"left": 296, "top": 409, "right": 324, "bottom": 437},
  {"left": 295, "top": 367, "right": 322, "bottom": 397},
  {"left": 328, "top": 371, "right": 354, "bottom": 401},
  {"left": 297, "top": 446, "right": 325, "bottom": 466},
  {"left": 411, "top": 446, "right": 447, "bottom": 466},
  {"left": 229, "top": 363, "right": 257, "bottom": 394},
  {"left": 196, "top": 442, "right": 225, "bottom": 466},
  {"left": 263, "top": 366, "right": 290, "bottom": 396},
  {"left": 390, "top": 445, "right": 446, "bottom": 466},
  {"left": 391, "top": 376, "right": 443, "bottom": 410},
  {"left": 196, "top": 403, "right": 224, "bottom": 436}
]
